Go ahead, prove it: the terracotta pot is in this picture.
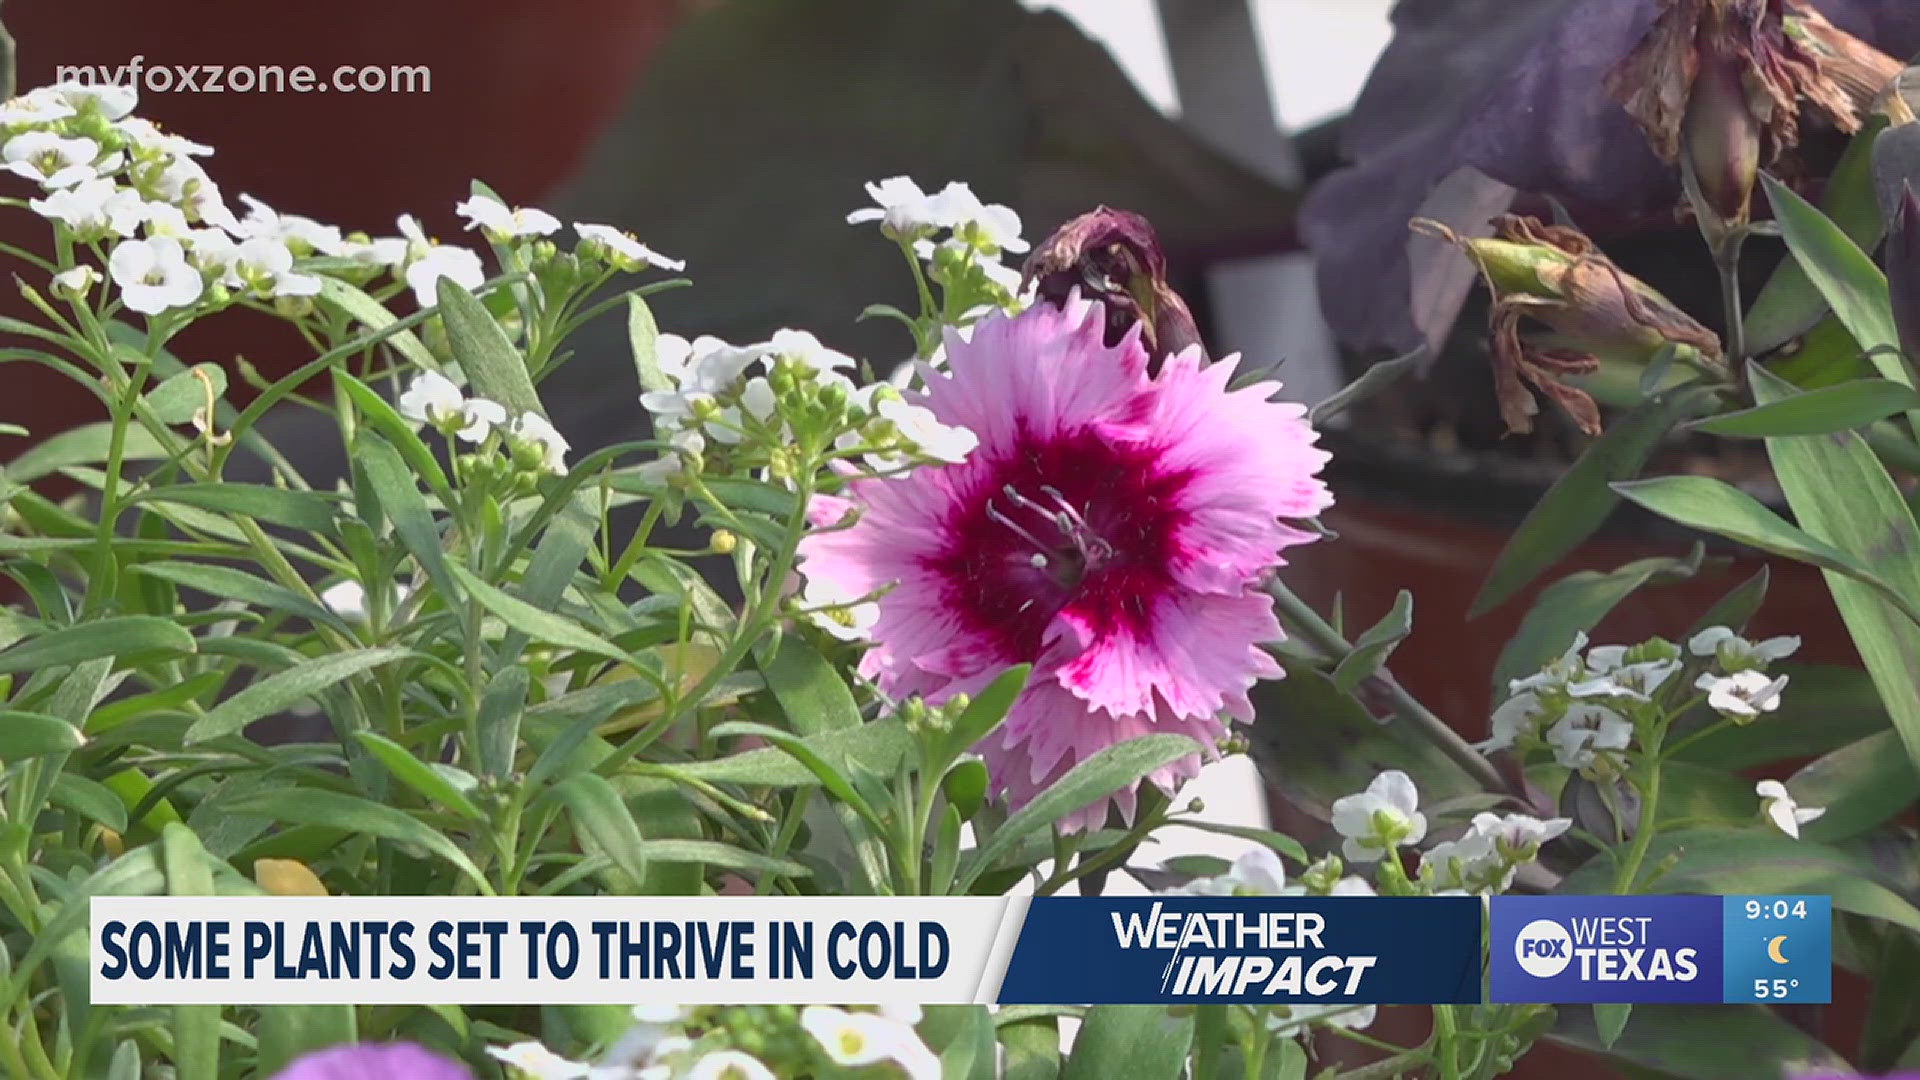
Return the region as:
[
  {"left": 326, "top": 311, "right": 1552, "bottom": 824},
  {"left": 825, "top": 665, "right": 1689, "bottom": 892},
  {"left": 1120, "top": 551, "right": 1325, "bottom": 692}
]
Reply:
[
  {"left": 0, "top": 0, "right": 679, "bottom": 439},
  {"left": 1269, "top": 441, "right": 1869, "bottom": 1077}
]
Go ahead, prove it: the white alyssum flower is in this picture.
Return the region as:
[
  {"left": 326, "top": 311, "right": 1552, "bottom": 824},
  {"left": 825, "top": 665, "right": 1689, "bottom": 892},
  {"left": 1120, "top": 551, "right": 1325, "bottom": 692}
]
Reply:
[
  {"left": 635, "top": 429, "right": 706, "bottom": 484},
  {"left": 510, "top": 412, "right": 571, "bottom": 475},
  {"left": 0, "top": 87, "right": 77, "bottom": 127},
  {"left": 151, "top": 157, "right": 238, "bottom": 232},
  {"left": 1756, "top": 780, "right": 1824, "bottom": 839},
  {"left": 114, "top": 116, "right": 213, "bottom": 158},
  {"left": 640, "top": 334, "right": 768, "bottom": 431},
  {"left": 108, "top": 236, "right": 203, "bottom": 314},
  {"left": 686, "top": 1049, "right": 777, "bottom": 1080},
  {"left": 338, "top": 234, "right": 409, "bottom": 267},
  {"left": 1697, "top": 669, "right": 1789, "bottom": 719},
  {"left": 1545, "top": 702, "right": 1633, "bottom": 770},
  {"left": 930, "top": 181, "right": 1028, "bottom": 253},
  {"left": 319, "top": 579, "right": 415, "bottom": 621},
  {"left": 877, "top": 396, "right": 978, "bottom": 464},
  {"left": 1419, "top": 832, "right": 1499, "bottom": 891},
  {"left": 29, "top": 176, "right": 120, "bottom": 234},
  {"left": 235, "top": 193, "right": 343, "bottom": 255},
  {"left": 487, "top": 1040, "right": 593, "bottom": 1079},
  {"left": 1330, "top": 770, "right": 1427, "bottom": 863},
  {"left": 574, "top": 222, "right": 684, "bottom": 271},
  {"left": 51, "top": 80, "right": 138, "bottom": 121},
  {"left": 51, "top": 265, "right": 99, "bottom": 299},
  {"left": 1471, "top": 811, "right": 1571, "bottom": 861},
  {"left": 184, "top": 227, "right": 240, "bottom": 273},
  {"left": 397, "top": 372, "right": 505, "bottom": 442},
  {"left": 797, "top": 573, "right": 881, "bottom": 643},
  {"left": 228, "top": 236, "right": 323, "bottom": 297},
  {"left": 405, "top": 243, "right": 487, "bottom": 309},
  {"left": 457, "top": 193, "right": 562, "bottom": 238},
  {"left": 630, "top": 1004, "right": 685, "bottom": 1024},
  {"left": 847, "top": 176, "right": 945, "bottom": 234},
  {"left": 1509, "top": 632, "right": 1591, "bottom": 696},
  {"left": 802, "top": 1006, "right": 896, "bottom": 1067},
  {"left": 767, "top": 328, "right": 856, "bottom": 374},
  {"left": 1480, "top": 690, "right": 1545, "bottom": 754},
  {"left": 4, "top": 132, "right": 116, "bottom": 187},
  {"left": 1688, "top": 626, "right": 1800, "bottom": 671}
]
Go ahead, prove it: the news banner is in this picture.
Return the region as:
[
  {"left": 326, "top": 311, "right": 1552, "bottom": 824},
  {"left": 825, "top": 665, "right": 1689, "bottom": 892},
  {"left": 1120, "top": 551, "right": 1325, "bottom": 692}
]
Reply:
[{"left": 89, "top": 894, "right": 1830, "bottom": 1007}]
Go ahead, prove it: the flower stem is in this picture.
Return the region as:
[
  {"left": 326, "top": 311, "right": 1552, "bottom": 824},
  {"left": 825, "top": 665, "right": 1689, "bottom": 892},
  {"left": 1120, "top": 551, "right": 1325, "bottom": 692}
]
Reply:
[
  {"left": 1262, "top": 580, "right": 1510, "bottom": 795},
  {"left": 1714, "top": 233, "right": 1747, "bottom": 368},
  {"left": 1611, "top": 757, "right": 1663, "bottom": 894},
  {"left": 1431, "top": 1005, "right": 1461, "bottom": 1080}
]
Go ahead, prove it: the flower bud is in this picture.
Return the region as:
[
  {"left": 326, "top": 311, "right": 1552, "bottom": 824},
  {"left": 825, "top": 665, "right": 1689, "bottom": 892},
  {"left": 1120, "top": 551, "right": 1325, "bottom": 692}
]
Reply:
[
  {"left": 1022, "top": 207, "right": 1202, "bottom": 374},
  {"left": 1416, "top": 215, "right": 1724, "bottom": 435},
  {"left": 709, "top": 529, "right": 738, "bottom": 555},
  {"left": 1680, "top": 48, "right": 1762, "bottom": 246}
]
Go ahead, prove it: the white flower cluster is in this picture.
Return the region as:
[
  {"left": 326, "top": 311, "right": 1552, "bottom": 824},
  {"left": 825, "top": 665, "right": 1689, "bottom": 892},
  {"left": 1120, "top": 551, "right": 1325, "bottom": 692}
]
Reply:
[
  {"left": 849, "top": 176, "right": 1029, "bottom": 306},
  {"left": 1688, "top": 626, "right": 1796, "bottom": 721},
  {"left": 1, "top": 81, "right": 678, "bottom": 320},
  {"left": 1480, "top": 634, "right": 1658, "bottom": 770},
  {"left": 399, "top": 371, "right": 570, "bottom": 475},
  {"left": 1419, "top": 811, "right": 1571, "bottom": 895},
  {"left": 635, "top": 327, "right": 976, "bottom": 479},
  {"left": 487, "top": 1003, "right": 936, "bottom": 1080}
]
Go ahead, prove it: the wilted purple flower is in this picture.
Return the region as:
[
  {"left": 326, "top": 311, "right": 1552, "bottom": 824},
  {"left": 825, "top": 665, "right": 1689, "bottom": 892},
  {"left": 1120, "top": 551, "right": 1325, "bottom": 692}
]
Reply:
[
  {"left": 1022, "top": 206, "right": 1203, "bottom": 373},
  {"left": 269, "top": 1042, "right": 474, "bottom": 1080},
  {"left": 1300, "top": 0, "right": 1920, "bottom": 354}
]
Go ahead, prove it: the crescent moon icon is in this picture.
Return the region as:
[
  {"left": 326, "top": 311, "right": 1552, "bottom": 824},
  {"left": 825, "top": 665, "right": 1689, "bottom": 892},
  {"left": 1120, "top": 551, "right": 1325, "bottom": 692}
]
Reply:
[{"left": 1767, "top": 935, "right": 1790, "bottom": 964}]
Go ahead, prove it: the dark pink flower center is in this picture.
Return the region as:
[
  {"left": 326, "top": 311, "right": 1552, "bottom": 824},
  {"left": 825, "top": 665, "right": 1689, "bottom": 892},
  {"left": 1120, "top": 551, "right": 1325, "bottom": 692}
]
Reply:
[{"left": 932, "top": 423, "right": 1191, "bottom": 663}]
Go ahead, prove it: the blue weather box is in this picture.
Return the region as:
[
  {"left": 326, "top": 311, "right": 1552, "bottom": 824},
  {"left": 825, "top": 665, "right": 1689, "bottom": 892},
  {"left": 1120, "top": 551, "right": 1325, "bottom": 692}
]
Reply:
[{"left": 1721, "top": 895, "right": 1830, "bottom": 1005}]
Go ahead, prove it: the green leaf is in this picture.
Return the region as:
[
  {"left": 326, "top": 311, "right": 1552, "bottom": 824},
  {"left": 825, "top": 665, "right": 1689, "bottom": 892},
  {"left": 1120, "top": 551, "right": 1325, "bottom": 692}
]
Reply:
[
  {"left": 161, "top": 825, "right": 220, "bottom": 1080},
  {"left": 1310, "top": 345, "right": 1424, "bottom": 426},
  {"left": 316, "top": 275, "right": 442, "bottom": 374},
  {"left": 1747, "top": 116, "right": 1888, "bottom": 354},
  {"left": 756, "top": 634, "right": 862, "bottom": 737},
  {"left": 1762, "top": 173, "right": 1915, "bottom": 397},
  {"left": 0, "top": 710, "right": 85, "bottom": 760},
  {"left": 135, "top": 483, "right": 339, "bottom": 534},
  {"left": 1000, "top": 1014, "right": 1062, "bottom": 1080},
  {"left": 1060, "top": 1006, "right": 1194, "bottom": 1080},
  {"left": 943, "top": 759, "right": 990, "bottom": 822},
  {"left": 448, "top": 563, "right": 631, "bottom": 666},
  {"left": 1611, "top": 475, "right": 1920, "bottom": 626},
  {"left": 628, "top": 293, "right": 666, "bottom": 393},
  {"left": 477, "top": 666, "right": 530, "bottom": 782},
  {"left": 50, "top": 773, "right": 128, "bottom": 833},
  {"left": 142, "top": 363, "right": 227, "bottom": 425},
  {"left": 961, "top": 735, "right": 1201, "bottom": 891},
  {"left": 132, "top": 561, "right": 339, "bottom": 629},
  {"left": 705, "top": 720, "right": 885, "bottom": 827},
  {"left": 546, "top": 773, "right": 648, "bottom": 889},
  {"left": 922, "top": 1005, "right": 997, "bottom": 1080},
  {"left": 1692, "top": 374, "right": 1920, "bottom": 437},
  {"left": 1550, "top": 1002, "right": 1846, "bottom": 1080},
  {"left": 354, "top": 434, "right": 457, "bottom": 601},
  {"left": 499, "top": 498, "right": 599, "bottom": 666},
  {"left": 1561, "top": 827, "right": 1920, "bottom": 932},
  {"left": 1685, "top": 565, "right": 1771, "bottom": 641},
  {"left": 679, "top": 718, "right": 914, "bottom": 787},
  {"left": 1790, "top": 730, "right": 1919, "bottom": 842},
  {"left": 1472, "top": 388, "right": 1706, "bottom": 615},
  {"left": 437, "top": 276, "right": 543, "bottom": 418},
  {"left": 7, "top": 421, "right": 169, "bottom": 484},
  {"left": 1331, "top": 590, "right": 1412, "bottom": 692},
  {"left": 1493, "top": 551, "right": 1700, "bottom": 697},
  {"left": 938, "top": 665, "right": 1032, "bottom": 769},
  {"left": 354, "top": 732, "right": 486, "bottom": 822},
  {"left": 1668, "top": 664, "right": 1891, "bottom": 769},
  {"left": 334, "top": 370, "right": 452, "bottom": 500},
  {"left": 0, "top": 616, "right": 195, "bottom": 676},
  {"left": 257, "top": 1005, "right": 356, "bottom": 1078},
  {"left": 1752, "top": 362, "right": 1920, "bottom": 784},
  {"left": 218, "top": 787, "right": 491, "bottom": 893},
  {"left": 1594, "top": 1003, "right": 1632, "bottom": 1050},
  {"left": 630, "top": 839, "right": 809, "bottom": 880},
  {"left": 187, "top": 647, "right": 413, "bottom": 742}
]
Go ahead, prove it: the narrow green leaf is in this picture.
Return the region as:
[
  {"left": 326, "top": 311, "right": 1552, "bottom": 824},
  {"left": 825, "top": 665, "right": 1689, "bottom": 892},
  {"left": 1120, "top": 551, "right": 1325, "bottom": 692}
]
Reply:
[
  {"left": 940, "top": 665, "right": 1032, "bottom": 767},
  {"left": 257, "top": 1005, "right": 357, "bottom": 1077},
  {"left": 706, "top": 720, "right": 884, "bottom": 826},
  {"left": 135, "top": 483, "right": 339, "bottom": 534},
  {"left": 1685, "top": 565, "right": 1771, "bottom": 641},
  {"left": 962, "top": 735, "right": 1201, "bottom": 890},
  {"left": 1612, "top": 475, "right": 1920, "bottom": 626},
  {"left": 186, "top": 647, "right": 414, "bottom": 742},
  {"left": 1762, "top": 173, "right": 1915, "bottom": 397},
  {"left": 925, "top": 1004, "right": 997, "bottom": 1080},
  {"left": 132, "top": 562, "right": 338, "bottom": 628},
  {"left": 218, "top": 788, "right": 491, "bottom": 893},
  {"left": 629, "top": 293, "right": 666, "bottom": 394},
  {"left": 448, "top": 563, "right": 631, "bottom": 666},
  {"left": 0, "top": 616, "right": 195, "bottom": 675},
  {"left": 334, "top": 370, "right": 452, "bottom": 500},
  {"left": 162, "top": 825, "right": 220, "bottom": 1080},
  {"left": 547, "top": 773, "right": 649, "bottom": 888},
  {"left": 356, "top": 434, "right": 457, "bottom": 600},
  {"left": 0, "top": 711, "right": 85, "bottom": 760},
  {"left": 354, "top": 732, "right": 486, "bottom": 822},
  {"left": 1790, "top": 730, "right": 1918, "bottom": 842},
  {"left": 1551, "top": 1002, "right": 1845, "bottom": 1080},
  {"left": 1061, "top": 1006, "right": 1194, "bottom": 1080},
  {"left": 1331, "top": 590, "right": 1412, "bottom": 691},
  {"left": 437, "top": 277, "right": 543, "bottom": 418},
  {"left": 1692, "top": 371, "right": 1920, "bottom": 437},
  {"left": 1310, "top": 345, "right": 1425, "bottom": 425},
  {"left": 1472, "top": 388, "right": 1705, "bottom": 615},
  {"left": 51, "top": 774, "right": 127, "bottom": 833},
  {"left": 1162, "top": 820, "right": 1309, "bottom": 865},
  {"left": 1493, "top": 552, "right": 1699, "bottom": 697},
  {"left": 499, "top": 498, "right": 599, "bottom": 666},
  {"left": 7, "top": 421, "right": 169, "bottom": 483},
  {"left": 1595, "top": 1003, "right": 1632, "bottom": 1049},
  {"left": 678, "top": 719, "right": 914, "bottom": 788},
  {"left": 316, "top": 275, "right": 442, "bottom": 373},
  {"left": 756, "top": 634, "right": 862, "bottom": 737},
  {"left": 478, "top": 666, "right": 530, "bottom": 782},
  {"left": 142, "top": 363, "right": 227, "bottom": 425},
  {"left": 632, "top": 839, "right": 808, "bottom": 879},
  {"left": 1747, "top": 117, "right": 1888, "bottom": 353}
]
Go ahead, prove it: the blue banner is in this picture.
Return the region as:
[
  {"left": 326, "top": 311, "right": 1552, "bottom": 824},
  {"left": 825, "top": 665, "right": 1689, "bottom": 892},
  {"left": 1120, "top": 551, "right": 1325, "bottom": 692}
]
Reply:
[
  {"left": 1490, "top": 895, "right": 1831, "bottom": 1004},
  {"left": 995, "top": 897, "right": 1482, "bottom": 1005}
]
